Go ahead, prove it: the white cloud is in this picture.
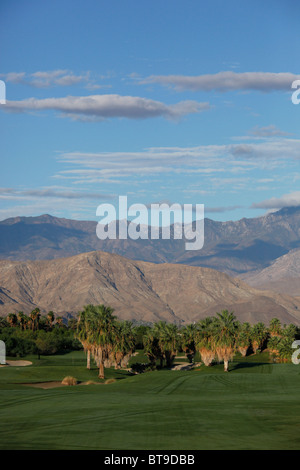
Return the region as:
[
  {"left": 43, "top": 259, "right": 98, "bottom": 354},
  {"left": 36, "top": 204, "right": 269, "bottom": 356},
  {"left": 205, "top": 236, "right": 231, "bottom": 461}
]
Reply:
[
  {"left": 0, "top": 70, "right": 99, "bottom": 89},
  {"left": 0, "top": 187, "right": 115, "bottom": 201},
  {"left": 249, "top": 125, "right": 291, "bottom": 138},
  {"left": 251, "top": 191, "right": 300, "bottom": 209},
  {"left": 140, "top": 71, "right": 300, "bottom": 92},
  {"left": 55, "top": 138, "right": 300, "bottom": 182},
  {"left": 2, "top": 94, "right": 210, "bottom": 121}
]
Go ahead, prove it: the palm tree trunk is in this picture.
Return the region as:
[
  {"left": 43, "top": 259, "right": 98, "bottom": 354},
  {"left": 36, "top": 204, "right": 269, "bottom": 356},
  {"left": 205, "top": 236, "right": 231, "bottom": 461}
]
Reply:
[
  {"left": 224, "top": 359, "right": 229, "bottom": 372},
  {"left": 98, "top": 360, "right": 105, "bottom": 379},
  {"left": 87, "top": 350, "right": 91, "bottom": 370}
]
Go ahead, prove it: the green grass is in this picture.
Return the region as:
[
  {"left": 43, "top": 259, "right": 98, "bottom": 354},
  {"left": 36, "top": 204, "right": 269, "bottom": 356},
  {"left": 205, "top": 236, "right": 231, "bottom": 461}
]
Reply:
[{"left": 0, "top": 350, "right": 300, "bottom": 450}]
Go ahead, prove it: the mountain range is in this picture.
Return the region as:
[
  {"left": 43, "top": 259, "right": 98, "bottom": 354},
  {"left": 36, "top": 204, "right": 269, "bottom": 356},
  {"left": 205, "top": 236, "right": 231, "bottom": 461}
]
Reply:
[
  {"left": 0, "top": 207, "right": 300, "bottom": 324},
  {"left": 1, "top": 207, "right": 300, "bottom": 278}
]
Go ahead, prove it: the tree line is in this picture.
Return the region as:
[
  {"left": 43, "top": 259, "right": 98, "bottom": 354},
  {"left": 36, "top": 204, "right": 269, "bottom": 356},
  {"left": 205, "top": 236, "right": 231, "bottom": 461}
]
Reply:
[
  {"left": 75, "top": 306, "right": 300, "bottom": 377},
  {"left": 0, "top": 308, "right": 80, "bottom": 358},
  {"left": 1, "top": 306, "right": 299, "bottom": 375}
]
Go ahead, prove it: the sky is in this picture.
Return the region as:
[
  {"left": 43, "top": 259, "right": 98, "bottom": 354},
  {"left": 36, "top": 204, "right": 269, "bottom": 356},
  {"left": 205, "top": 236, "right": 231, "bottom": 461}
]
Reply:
[{"left": 0, "top": 0, "right": 300, "bottom": 224}]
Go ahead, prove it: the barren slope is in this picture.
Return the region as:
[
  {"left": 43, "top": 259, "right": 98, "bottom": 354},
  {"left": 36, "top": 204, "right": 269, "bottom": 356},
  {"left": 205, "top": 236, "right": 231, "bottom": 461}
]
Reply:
[
  {"left": 241, "top": 248, "right": 300, "bottom": 297},
  {"left": 0, "top": 250, "right": 300, "bottom": 324}
]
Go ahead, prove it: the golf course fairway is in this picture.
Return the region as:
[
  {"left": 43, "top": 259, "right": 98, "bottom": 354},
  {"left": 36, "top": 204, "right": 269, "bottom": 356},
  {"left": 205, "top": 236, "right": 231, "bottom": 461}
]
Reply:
[{"left": 0, "top": 351, "right": 299, "bottom": 450}]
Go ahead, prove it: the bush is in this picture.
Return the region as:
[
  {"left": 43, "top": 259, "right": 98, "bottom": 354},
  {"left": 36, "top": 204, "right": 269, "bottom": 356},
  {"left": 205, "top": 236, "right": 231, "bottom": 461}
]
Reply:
[
  {"left": 61, "top": 376, "right": 78, "bottom": 386},
  {"left": 105, "top": 378, "right": 116, "bottom": 384}
]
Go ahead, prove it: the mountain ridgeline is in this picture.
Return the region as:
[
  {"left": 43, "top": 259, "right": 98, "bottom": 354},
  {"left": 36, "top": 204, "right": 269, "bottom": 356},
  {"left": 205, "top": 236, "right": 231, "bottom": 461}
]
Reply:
[{"left": 1, "top": 207, "right": 300, "bottom": 277}]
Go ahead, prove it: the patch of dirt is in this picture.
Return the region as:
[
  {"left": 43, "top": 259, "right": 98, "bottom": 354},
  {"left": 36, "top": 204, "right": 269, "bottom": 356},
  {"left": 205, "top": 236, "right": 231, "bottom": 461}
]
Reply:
[
  {"left": 171, "top": 362, "right": 202, "bottom": 371},
  {"left": 22, "top": 380, "right": 104, "bottom": 389},
  {"left": 22, "top": 381, "right": 65, "bottom": 389},
  {"left": 0, "top": 360, "right": 32, "bottom": 367}
]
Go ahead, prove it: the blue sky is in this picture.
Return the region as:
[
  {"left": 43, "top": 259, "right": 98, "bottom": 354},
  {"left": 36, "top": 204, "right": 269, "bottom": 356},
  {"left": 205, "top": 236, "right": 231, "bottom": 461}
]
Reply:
[{"left": 0, "top": 0, "right": 300, "bottom": 223}]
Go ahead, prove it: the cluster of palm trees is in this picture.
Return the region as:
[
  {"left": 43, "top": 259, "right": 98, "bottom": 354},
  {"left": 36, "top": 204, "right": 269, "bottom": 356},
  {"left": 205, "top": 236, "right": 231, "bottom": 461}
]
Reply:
[
  {"left": 143, "top": 321, "right": 180, "bottom": 369},
  {"left": 76, "top": 304, "right": 135, "bottom": 379},
  {"left": 145, "top": 311, "right": 240, "bottom": 372},
  {"left": 184, "top": 313, "right": 271, "bottom": 371},
  {"left": 143, "top": 311, "right": 298, "bottom": 371},
  {"left": 267, "top": 318, "right": 297, "bottom": 363},
  {"left": 5, "top": 309, "right": 60, "bottom": 331}
]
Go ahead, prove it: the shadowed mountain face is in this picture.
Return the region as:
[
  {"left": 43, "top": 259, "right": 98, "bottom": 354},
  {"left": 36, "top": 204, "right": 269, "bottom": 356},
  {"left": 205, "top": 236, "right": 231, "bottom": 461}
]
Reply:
[
  {"left": 0, "top": 250, "right": 300, "bottom": 325},
  {"left": 1, "top": 207, "right": 300, "bottom": 277}
]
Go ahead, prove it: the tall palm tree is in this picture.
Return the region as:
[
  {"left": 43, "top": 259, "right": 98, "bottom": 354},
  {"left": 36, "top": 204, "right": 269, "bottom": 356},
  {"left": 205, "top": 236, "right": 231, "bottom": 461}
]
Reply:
[
  {"left": 76, "top": 305, "right": 94, "bottom": 369},
  {"left": 195, "top": 318, "right": 215, "bottom": 366},
  {"left": 29, "top": 308, "right": 41, "bottom": 331},
  {"left": 85, "top": 304, "right": 117, "bottom": 379},
  {"left": 112, "top": 320, "right": 136, "bottom": 369},
  {"left": 212, "top": 310, "right": 238, "bottom": 372},
  {"left": 17, "top": 311, "right": 26, "bottom": 331},
  {"left": 153, "top": 321, "right": 179, "bottom": 368},
  {"left": 143, "top": 329, "right": 162, "bottom": 369}
]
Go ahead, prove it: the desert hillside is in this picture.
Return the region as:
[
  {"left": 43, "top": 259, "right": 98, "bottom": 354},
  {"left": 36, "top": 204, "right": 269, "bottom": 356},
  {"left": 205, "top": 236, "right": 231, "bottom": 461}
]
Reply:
[
  {"left": 0, "top": 250, "right": 300, "bottom": 325},
  {"left": 241, "top": 248, "right": 300, "bottom": 297}
]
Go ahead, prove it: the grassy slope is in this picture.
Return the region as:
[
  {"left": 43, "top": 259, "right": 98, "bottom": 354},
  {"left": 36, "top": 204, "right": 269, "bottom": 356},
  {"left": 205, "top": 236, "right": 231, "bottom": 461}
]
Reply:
[{"left": 0, "top": 351, "right": 300, "bottom": 450}]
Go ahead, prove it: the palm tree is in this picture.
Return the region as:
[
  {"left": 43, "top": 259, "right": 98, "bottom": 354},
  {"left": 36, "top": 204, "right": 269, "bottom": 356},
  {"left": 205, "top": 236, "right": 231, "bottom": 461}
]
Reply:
[
  {"left": 76, "top": 305, "right": 94, "bottom": 370},
  {"left": 180, "top": 323, "right": 197, "bottom": 363},
  {"left": 112, "top": 320, "right": 136, "bottom": 369},
  {"left": 153, "top": 321, "right": 179, "bottom": 368},
  {"left": 282, "top": 323, "right": 297, "bottom": 341},
  {"left": 250, "top": 322, "right": 267, "bottom": 354},
  {"left": 277, "top": 337, "right": 294, "bottom": 363},
  {"left": 7, "top": 313, "right": 18, "bottom": 327},
  {"left": 269, "top": 318, "right": 282, "bottom": 337},
  {"left": 29, "top": 308, "right": 41, "bottom": 331},
  {"left": 17, "top": 311, "right": 26, "bottom": 331},
  {"left": 236, "top": 322, "right": 251, "bottom": 357},
  {"left": 46, "top": 311, "right": 55, "bottom": 331},
  {"left": 267, "top": 335, "right": 281, "bottom": 360},
  {"left": 143, "top": 329, "right": 162, "bottom": 369},
  {"left": 268, "top": 323, "right": 298, "bottom": 363},
  {"left": 195, "top": 318, "right": 215, "bottom": 366},
  {"left": 85, "top": 304, "right": 117, "bottom": 379},
  {"left": 212, "top": 310, "right": 238, "bottom": 372}
]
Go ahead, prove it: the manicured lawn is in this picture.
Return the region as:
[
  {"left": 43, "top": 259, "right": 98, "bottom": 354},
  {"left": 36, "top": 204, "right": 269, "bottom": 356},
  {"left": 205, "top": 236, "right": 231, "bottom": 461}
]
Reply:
[{"left": 0, "top": 351, "right": 300, "bottom": 450}]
